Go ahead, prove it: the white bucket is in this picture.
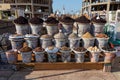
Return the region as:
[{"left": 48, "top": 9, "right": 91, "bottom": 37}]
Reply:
[
  {"left": 30, "top": 24, "right": 43, "bottom": 35},
  {"left": 45, "top": 47, "right": 58, "bottom": 62},
  {"left": 102, "top": 50, "right": 117, "bottom": 63},
  {"left": 82, "top": 38, "right": 95, "bottom": 48},
  {"left": 60, "top": 50, "right": 71, "bottom": 63},
  {"left": 9, "top": 38, "right": 24, "bottom": 50},
  {"left": 69, "top": 38, "right": 80, "bottom": 49},
  {"left": 93, "top": 23, "right": 105, "bottom": 36},
  {"left": 9, "top": 35, "right": 24, "bottom": 50},
  {"left": 20, "top": 51, "right": 32, "bottom": 63},
  {"left": 54, "top": 39, "right": 66, "bottom": 48},
  {"left": 6, "top": 50, "right": 18, "bottom": 64},
  {"left": 73, "top": 50, "right": 87, "bottom": 63},
  {"left": 90, "top": 52, "right": 100, "bottom": 62},
  {"left": 46, "top": 25, "right": 58, "bottom": 36},
  {"left": 40, "top": 39, "right": 53, "bottom": 49},
  {"left": 25, "top": 38, "right": 38, "bottom": 49},
  {"left": 96, "top": 38, "right": 109, "bottom": 48},
  {"left": 33, "top": 51, "right": 45, "bottom": 62},
  {"left": 15, "top": 24, "right": 30, "bottom": 35},
  {"left": 25, "top": 35, "right": 39, "bottom": 49},
  {"left": 61, "top": 23, "right": 73, "bottom": 36},
  {"left": 47, "top": 52, "right": 57, "bottom": 62},
  {"left": 77, "top": 23, "right": 90, "bottom": 37}
]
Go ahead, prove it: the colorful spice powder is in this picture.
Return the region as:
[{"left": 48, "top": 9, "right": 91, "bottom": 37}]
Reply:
[
  {"left": 75, "top": 15, "right": 90, "bottom": 23},
  {"left": 20, "top": 46, "right": 32, "bottom": 52},
  {"left": 29, "top": 17, "right": 44, "bottom": 25},
  {"left": 60, "top": 16, "right": 75, "bottom": 23},
  {"left": 82, "top": 32, "right": 94, "bottom": 38},
  {"left": 91, "top": 16, "right": 106, "bottom": 23},
  {"left": 61, "top": 46, "right": 70, "bottom": 51},
  {"left": 14, "top": 16, "right": 28, "bottom": 25},
  {"left": 96, "top": 33, "right": 108, "bottom": 38},
  {"left": 45, "top": 17, "right": 59, "bottom": 24},
  {"left": 33, "top": 47, "right": 44, "bottom": 52},
  {"left": 74, "top": 47, "right": 86, "bottom": 52}
]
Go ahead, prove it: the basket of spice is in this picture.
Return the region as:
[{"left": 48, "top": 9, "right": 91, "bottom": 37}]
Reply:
[
  {"left": 25, "top": 34, "right": 39, "bottom": 49},
  {"left": 87, "top": 46, "right": 101, "bottom": 62},
  {"left": 59, "top": 46, "right": 71, "bottom": 63},
  {"left": 40, "top": 34, "right": 53, "bottom": 49},
  {"left": 13, "top": 16, "right": 30, "bottom": 35},
  {"left": 59, "top": 16, "right": 75, "bottom": 36},
  {"left": 75, "top": 15, "right": 90, "bottom": 37},
  {"left": 68, "top": 33, "right": 80, "bottom": 49},
  {"left": 54, "top": 30, "right": 67, "bottom": 48},
  {"left": 96, "top": 33, "right": 109, "bottom": 47},
  {"left": 101, "top": 43, "right": 116, "bottom": 63},
  {"left": 9, "top": 34, "right": 24, "bottom": 50},
  {"left": 72, "top": 47, "right": 87, "bottom": 63},
  {"left": 82, "top": 32, "right": 95, "bottom": 48},
  {"left": 29, "top": 17, "right": 44, "bottom": 35},
  {"left": 6, "top": 50, "right": 18, "bottom": 64},
  {"left": 91, "top": 16, "right": 106, "bottom": 36},
  {"left": 33, "top": 47, "right": 45, "bottom": 62},
  {"left": 45, "top": 46, "right": 59, "bottom": 62},
  {"left": 45, "top": 17, "right": 59, "bottom": 36},
  {"left": 19, "top": 44, "right": 32, "bottom": 63}
]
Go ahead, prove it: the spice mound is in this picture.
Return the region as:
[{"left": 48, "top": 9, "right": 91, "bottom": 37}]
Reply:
[
  {"left": 14, "top": 16, "right": 28, "bottom": 25},
  {"left": 20, "top": 46, "right": 32, "bottom": 52},
  {"left": 61, "top": 46, "right": 70, "bottom": 51},
  {"left": 87, "top": 46, "right": 100, "bottom": 52},
  {"left": 54, "top": 30, "right": 66, "bottom": 39},
  {"left": 48, "top": 46, "right": 55, "bottom": 50},
  {"left": 41, "top": 34, "right": 52, "bottom": 39},
  {"left": 96, "top": 33, "right": 108, "bottom": 38},
  {"left": 74, "top": 47, "right": 86, "bottom": 52},
  {"left": 69, "top": 33, "right": 78, "bottom": 39},
  {"left": 60, "top": 16, "right": 74, "bottom": 23},
  {"left": 29, "top": 17, "right": 44, "bottom": 25},
  {"left": 33, "top": 47, "right": 44, "bottom": 52},
  {"left": 45, "top": 17, "right": 59, "bottom": 24},
  {"left": 82, "top": 32, "right": 94, "bottom": 38},
  {"left": 75, "top": 15, "right": 90, "bottom": 23},
  {"left": 91, "top": 16, "right": 106, "bottom": 23},
  {"left": 45, "top": 46, "right": 59, "bottom": 53},
  {"left": 102, "top": 43, "right": 116, "bottom": 51}
]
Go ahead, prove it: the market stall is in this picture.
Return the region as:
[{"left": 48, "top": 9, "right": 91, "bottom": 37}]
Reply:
[{"left": 5, "top": 15, "right": 118, "bottom": 72}]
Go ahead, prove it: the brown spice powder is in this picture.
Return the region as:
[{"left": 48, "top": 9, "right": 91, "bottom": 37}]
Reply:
[
  {"left": 74, "top": 47, "right": 86, "bottom": 52},
  {"left": 75, "top": 15, "right": 90, "bottom": 23},
  {"left": 20, "top": 46, "right": 32, "bottom": 52},
  {"left": 96, "top": 33, "right": 108, "bottom": 38},
  {"left": 61, "top": 46, "right": 70, "bottom": 51},
  {"left": 33, "top": 47, "right": 44, "bottom": 52}
]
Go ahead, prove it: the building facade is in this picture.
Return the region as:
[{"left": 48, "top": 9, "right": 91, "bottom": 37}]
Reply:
[
  {"left": 0, "top": 0, "right": 53, "bottom": 19},
  {"left": 82, "top": 0, "right": 120, "bottom": 22}
]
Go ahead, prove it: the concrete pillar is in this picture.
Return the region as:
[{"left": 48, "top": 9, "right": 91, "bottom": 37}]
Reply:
[
  {"left": 107, "top": 0, "right": 110, "bottom": 23},
  {"left": 49, "top": 0, "right": 52, "bottom": 15},
  {"left": 31, "top": 0, "right": 34, "bottom": 18}
]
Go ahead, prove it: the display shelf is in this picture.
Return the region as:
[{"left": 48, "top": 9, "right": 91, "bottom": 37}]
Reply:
[
  {"left": 14, "top": 53, "right": 110, "bottom": 71},
  {"left": 15, "top": 62, "right": 104, "bottom": 70}
]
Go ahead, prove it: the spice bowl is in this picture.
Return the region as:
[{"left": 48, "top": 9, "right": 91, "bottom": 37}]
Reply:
[
  {"left": 72, "top": 47, "right": 87, "bottom": 63},
  {"left": 33, "top": 47, "right": 45, "bottom": 62}
]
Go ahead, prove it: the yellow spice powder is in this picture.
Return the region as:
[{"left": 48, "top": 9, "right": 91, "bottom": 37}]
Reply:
[{"left": 82, "top": 32, "right": 93, "bottom": 38}]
